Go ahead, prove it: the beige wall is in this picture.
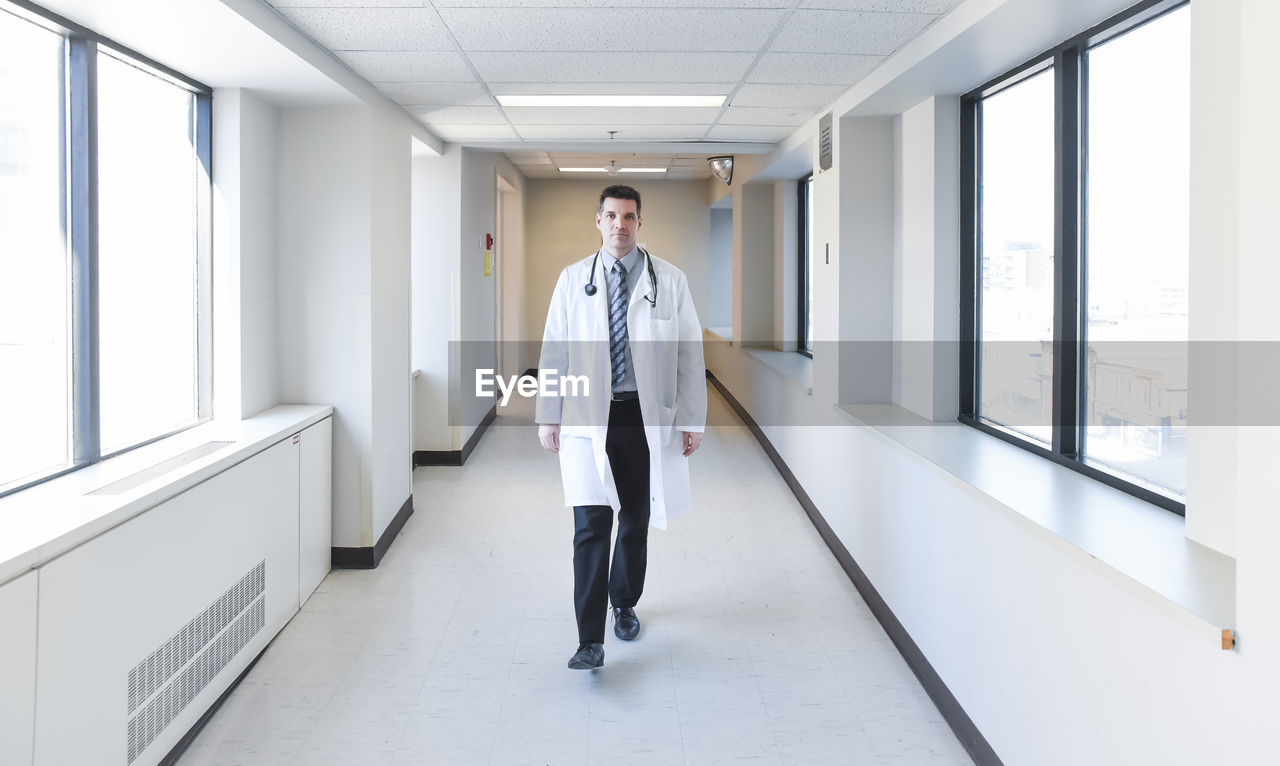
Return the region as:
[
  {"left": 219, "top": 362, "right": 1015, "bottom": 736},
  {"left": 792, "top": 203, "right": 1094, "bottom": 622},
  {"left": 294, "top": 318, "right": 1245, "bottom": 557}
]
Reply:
[{"left": 523, "top": 179, "right": 711, "bottom": 344}]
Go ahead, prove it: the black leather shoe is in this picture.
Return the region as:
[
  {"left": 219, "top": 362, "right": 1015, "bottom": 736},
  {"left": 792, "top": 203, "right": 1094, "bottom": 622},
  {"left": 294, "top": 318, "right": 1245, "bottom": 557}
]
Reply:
[
  {"left": 613, "top": 607, "right": 640, "bottom": 641},
  {"left": 567, "top": 642, "right": 604, "bottom": 669}
]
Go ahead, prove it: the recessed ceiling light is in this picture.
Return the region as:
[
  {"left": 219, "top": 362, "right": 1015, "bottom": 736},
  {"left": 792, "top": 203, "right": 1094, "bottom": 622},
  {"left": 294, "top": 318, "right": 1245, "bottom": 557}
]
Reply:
[
  {"left": 618, "top": 168, "right": 667, "bottom": 174},
  {"left": 559, "top": 167, "right": 607, "bottom": 173},
  {"left": 496, "top": 95, "right": 725, "bottom": 108}
]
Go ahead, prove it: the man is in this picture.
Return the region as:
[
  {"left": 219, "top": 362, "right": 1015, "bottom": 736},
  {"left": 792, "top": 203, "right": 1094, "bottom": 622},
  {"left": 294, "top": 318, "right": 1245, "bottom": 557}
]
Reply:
[{"left": 536, "top": 185, "right": 707, "bottom": 670}]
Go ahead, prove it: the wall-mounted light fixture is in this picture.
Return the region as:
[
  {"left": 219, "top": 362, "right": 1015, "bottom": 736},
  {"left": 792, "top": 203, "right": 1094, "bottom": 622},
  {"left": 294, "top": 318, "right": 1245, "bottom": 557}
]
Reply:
[{"left": 707, "top": 155, "right": 734, "bottom": 185}]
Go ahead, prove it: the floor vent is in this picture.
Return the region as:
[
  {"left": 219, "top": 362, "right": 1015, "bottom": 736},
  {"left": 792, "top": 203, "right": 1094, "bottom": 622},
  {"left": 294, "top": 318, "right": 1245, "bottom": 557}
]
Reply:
[
  {"left": 88, "top": 441, "right": 234, "bottom": 496},
  {"left": 125, "top": 561, "right": 266, "bottom": 764}
]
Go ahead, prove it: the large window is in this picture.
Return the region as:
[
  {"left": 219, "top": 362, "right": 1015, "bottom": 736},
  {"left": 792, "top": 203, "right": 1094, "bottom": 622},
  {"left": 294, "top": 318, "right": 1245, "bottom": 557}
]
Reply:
[
  {"left": 0, "top": 1, "right": 211, "bottom": 497},
  {"left": 798, "top": 174, "right": 813, "bottom": 356},
  {"left": 961, "top": 0, "right": 1189, "bottom": 513}
]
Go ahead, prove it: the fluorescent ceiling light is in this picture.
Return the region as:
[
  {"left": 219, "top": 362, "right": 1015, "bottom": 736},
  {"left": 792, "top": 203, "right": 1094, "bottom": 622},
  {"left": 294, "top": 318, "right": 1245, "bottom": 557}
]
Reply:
[
  {"left": 497, "top": 95, "right": 725, "bottom": 108},
  {"left": 559, "top": 167, "right": 606, "bottom": 173},
  {"left": 618, "top": 168, "right": 667, "bottom": 174}
]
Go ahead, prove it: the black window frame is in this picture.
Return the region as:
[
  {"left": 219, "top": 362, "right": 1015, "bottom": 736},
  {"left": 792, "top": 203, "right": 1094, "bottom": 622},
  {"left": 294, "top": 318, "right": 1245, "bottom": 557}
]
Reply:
[
  {"left": 0, "top": 0, "right": 213, "bottom": 499},
  {"left": 797, "top": 173, "right": 813, "bottom": 358},
  {"left": 959, "top": 0, "right": 1189, "bottom": 515}
]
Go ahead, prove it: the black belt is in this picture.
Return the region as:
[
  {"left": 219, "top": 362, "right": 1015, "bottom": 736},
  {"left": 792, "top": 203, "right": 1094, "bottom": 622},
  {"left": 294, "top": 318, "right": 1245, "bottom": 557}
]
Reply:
[{"left": 611, "top": 390, "right": 639, "bottom": 401}]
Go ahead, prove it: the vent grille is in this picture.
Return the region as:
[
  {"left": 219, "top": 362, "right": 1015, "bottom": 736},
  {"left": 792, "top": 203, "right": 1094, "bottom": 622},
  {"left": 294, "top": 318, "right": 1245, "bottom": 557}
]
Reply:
[
  {"left": 127, "top": 561, "right": 265, "bottom": 713},
  {"left": 88, "top": 441, "right": 233, "bottom": 496},
  {"left": 819, "top": 112, "right": 833, "bottom": 172},
  {"left": 125, "top": 561, "right": 266, "bottom": 764}
]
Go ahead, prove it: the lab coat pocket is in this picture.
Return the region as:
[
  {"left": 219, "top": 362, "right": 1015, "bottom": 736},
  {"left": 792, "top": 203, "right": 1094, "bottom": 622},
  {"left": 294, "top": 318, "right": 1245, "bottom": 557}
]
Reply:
[
  {"left": 660, "top": 404, "right": 679, "bottom": 447},
  {"left": 650, "top": 316, "right": 677, "bottom": 337}
]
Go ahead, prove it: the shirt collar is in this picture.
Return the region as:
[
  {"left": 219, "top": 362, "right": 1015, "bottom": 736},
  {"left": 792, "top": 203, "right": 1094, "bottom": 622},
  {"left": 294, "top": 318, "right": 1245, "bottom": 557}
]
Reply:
[{"left": 605, "top": 246, "right": 641, "bottom": 275}]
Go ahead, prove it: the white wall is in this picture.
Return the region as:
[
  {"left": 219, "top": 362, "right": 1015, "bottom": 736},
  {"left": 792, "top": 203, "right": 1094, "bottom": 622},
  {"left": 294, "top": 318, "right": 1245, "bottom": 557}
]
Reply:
[
  {"left": 894, "top": 95, "right": 959, "bottom": 421},
  {"left": 702, "top": 1, "right": 1280, "bottom": 763},
  {"left": 212, "top": 88, "right": 281, "bottom": 423},
  {"left": 410, "top": 148, "right": 526, "bottom": 451},
  {"left": 498, "top": 178, "right": 528, "bottom": 376},
  {"left": 368, "top": 112, "right": 413, "bottom": 540},
  {"left": 277, "top": 107, "right": 371, "bottom": 547},
  {"left": 1184, "top": 0, "right": 1242, "bottom": 557},
  {"left": 459, "top": 150, "right": 525, "bottom": 442},
  {"left": 773, "top": 181, "right": 798, "bottom": 352},
  {"left": 411, "top": 145, "right": 461, "bottom": 452},
  {"left": 277, "top": 106, "right": 412, "bottom": 549},
  {"left": 837, "top": 116, "right": 895, "bottom": 404},
  {"left": 523, "top": 179, "right": 711, "bottom": 346},
  {"left": 734, "top": 183, "right": 774, "bottom": 346},
  {"left": 709, "top": 208, "right": 733, "bottom": 331}
]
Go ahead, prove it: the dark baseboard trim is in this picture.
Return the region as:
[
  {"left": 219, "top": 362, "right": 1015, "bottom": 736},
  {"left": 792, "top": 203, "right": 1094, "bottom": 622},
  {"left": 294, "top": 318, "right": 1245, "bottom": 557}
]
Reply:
[
  {"left": 460, "top": 405, "right": 497, "bottom": 464},
  {"left": 413, "top": 405, "right": 498, "bottom": 467},
  {"left": 706, "top": 371, "right": 1003, "bottom": 766},
  {"left": 332, "top": 495, "right": 414, "bottom": 569},
  {"left": 159, "top": 641, "right": 267, "bottom": 765}
]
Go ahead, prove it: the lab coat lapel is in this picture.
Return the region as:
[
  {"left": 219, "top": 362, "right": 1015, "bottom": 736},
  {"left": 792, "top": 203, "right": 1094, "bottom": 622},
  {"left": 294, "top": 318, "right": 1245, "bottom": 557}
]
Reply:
[{"left": 628, "top": 253, "right": 649, "bottom": 314}]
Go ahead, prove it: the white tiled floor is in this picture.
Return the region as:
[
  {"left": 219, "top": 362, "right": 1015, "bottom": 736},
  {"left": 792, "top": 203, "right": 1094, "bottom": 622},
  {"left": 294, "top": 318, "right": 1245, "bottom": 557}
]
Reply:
[{"left": 180, "top": 386, "right": 972, "bottom": 765}]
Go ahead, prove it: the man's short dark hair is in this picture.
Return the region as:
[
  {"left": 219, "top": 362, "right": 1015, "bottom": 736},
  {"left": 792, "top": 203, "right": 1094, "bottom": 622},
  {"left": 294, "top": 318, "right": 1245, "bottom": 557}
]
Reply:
[{"left": 599, "top": 185, "right": 641, "bottom": 216}]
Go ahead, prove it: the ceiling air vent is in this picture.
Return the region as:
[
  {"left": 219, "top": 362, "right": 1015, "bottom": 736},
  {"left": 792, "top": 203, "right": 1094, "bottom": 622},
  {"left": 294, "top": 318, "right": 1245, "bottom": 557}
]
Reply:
[{"left": 818, "top": 112, "right": 833, "bottom": 172}]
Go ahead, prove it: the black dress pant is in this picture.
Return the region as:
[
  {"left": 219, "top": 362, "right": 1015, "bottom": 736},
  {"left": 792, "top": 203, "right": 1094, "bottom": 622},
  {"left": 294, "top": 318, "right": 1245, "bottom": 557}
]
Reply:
[{"left": 573, "top": 397, "right": 650, "bottom": 643}]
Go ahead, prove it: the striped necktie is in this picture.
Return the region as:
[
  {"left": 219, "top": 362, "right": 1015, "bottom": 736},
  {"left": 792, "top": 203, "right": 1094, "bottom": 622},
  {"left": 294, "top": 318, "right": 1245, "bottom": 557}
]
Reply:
[{"left": 609, "top": 259, "right": 629, "bottom": 390}]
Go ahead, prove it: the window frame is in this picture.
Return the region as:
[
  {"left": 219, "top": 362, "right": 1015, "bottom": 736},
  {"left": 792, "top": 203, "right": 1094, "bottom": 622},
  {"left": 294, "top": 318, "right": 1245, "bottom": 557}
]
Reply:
[
  {"left": 797, "top": 173, "right": 813, "bottom": 358},
  {"left": 958, "top": 0, "right": 1189, "bottom": 515},
  {"left": 0, "top": 0, "right": 213, "bottom": 499}
]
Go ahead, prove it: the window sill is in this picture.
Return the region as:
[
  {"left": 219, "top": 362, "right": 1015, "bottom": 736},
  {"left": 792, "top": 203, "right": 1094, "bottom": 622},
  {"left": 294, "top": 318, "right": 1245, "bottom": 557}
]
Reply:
[
  {"left": 705, "top": 326, "right": 733, "bottom": 341},
  {"left": 0, "top": 404, "right": 333, "bottom": 587},
  {"left": 833, "top": 402, "right": 1235, "bottom": 647},
  {"left": 744, "top": 347, "right": 814, "bottom": 394}
]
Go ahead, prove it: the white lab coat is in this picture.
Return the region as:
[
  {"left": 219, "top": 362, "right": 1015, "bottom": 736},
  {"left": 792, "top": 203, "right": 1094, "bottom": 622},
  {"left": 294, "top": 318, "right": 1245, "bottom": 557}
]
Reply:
[{"left": 535, "top": 250, "right": 707, "bottom": 529}]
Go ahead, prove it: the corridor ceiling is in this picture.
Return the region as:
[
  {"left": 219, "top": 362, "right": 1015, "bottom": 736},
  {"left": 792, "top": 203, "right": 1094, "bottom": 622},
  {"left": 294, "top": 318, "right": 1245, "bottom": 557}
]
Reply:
[{"left": 263, "top": 0, "right": 964, "bottom": 174}]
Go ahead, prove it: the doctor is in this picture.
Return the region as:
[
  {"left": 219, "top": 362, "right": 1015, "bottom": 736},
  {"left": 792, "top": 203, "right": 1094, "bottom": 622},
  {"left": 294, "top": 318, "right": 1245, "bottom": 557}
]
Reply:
[{"left": 536, "top": 184, "right": 706, "bottom": 671}]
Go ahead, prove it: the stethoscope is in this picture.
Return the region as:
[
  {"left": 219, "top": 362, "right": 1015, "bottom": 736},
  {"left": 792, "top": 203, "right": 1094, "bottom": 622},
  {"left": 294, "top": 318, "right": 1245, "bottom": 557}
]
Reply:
[{"left": 584, "top": 246, "right": 658, "bottom": 308}]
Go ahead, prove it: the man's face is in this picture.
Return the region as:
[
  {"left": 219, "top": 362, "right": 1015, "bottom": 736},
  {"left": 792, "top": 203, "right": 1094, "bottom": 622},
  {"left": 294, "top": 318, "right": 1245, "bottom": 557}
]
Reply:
[{"left": 596, "top": 197, "right": 641, "bottom": 257}]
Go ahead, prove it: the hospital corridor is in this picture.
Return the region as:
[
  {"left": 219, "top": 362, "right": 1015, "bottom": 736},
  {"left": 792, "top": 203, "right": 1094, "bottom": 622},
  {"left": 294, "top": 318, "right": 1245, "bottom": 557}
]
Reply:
[
  {"left": 177, "top": 390, "right": 971, "bottom": 764},
  {"left": 1, "top": 0, "right": 1275, "bottom": 765}
]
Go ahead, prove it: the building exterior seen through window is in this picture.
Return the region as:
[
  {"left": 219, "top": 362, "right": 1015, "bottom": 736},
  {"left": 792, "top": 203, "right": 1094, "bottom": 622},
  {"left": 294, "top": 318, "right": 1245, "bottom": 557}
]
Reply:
[{"left": 963, "top": 0, "right": 1189, "bottom": 510}]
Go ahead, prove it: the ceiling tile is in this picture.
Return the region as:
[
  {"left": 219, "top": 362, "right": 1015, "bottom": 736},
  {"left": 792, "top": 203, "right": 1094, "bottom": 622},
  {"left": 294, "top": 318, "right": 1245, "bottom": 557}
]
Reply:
[
  {"left": 471, "top": 52, "right": 754, "bottom": 83},
  {"left": 705, "top": 124, "right": 793, "bottom": 141},
  {"left": 336, "top": 51, "right": 475, "bottom": 82},
  {"left": 438, "top": 0, "right": 788, "bottom": 6},
  {"left": 431, "top": 124, "right": 517, "bottom": 141},
  {"left": 437, "top": 8, "right": 783, "bottom": 52},
  {"left": 799, "top": 0, "right": 960, "bottom": 12},
  {"left": 268, "top": 0, "right": 427, "bottom": 7},
  {"left": 516, "top": 124, "right": 709, "bottom": 141},
  {"left": 502, "top": 106, "right": 723, "bottom": 125},
  {"left": 375, "top": 82, "right": 493, "bottom": 106},
  {"left": 749, "top": 52, "right": 882, "bottom": 84},
  {"left": 415, "top": 106, "right": 509, "bottom": 124},
  {"left": 275, "top": 8, "right": 454, "bottom": 51},
  {"left": 719, "top": 106, "right": 811, "bottom": 126},
  {"left": 771, "top": 9, "right": 936, "bottom": 55},
  {"left": 732, "top": 83, "right": 846, "bottom": 108},
  {"left": 489, "top": 82, "right": 735, "bottom": 96}
]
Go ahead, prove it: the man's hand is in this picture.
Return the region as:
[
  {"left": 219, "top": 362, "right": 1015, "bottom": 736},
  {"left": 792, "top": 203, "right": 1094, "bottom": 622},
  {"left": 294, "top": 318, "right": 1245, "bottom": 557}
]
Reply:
[
  {"left": 539, "top": 424, "right": 560, "bottom": 453},
  {"left": 682, "top": 431, "right": 703, "bottom": 457}
]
